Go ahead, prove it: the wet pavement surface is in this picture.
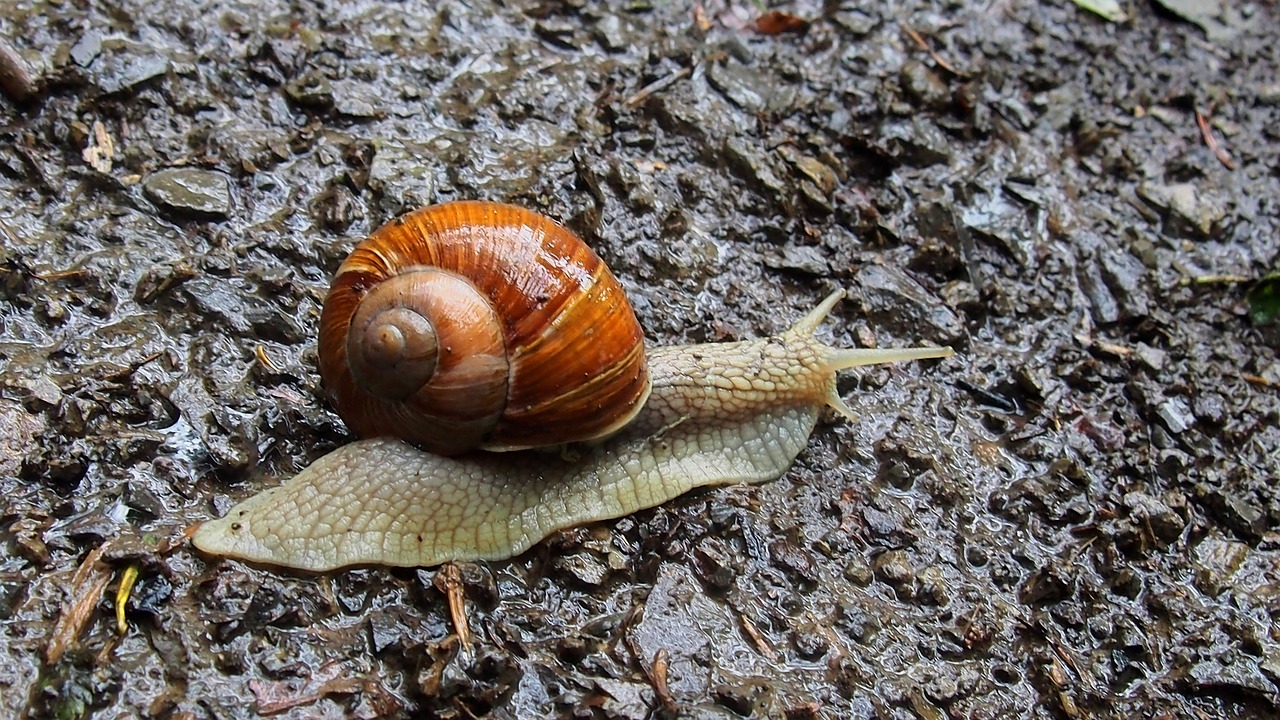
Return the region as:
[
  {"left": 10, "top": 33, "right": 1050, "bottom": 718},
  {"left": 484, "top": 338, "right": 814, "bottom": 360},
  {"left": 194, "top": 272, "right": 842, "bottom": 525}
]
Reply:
[{"left": 1, "top": 1, "right": 1278, "bottom": 717}]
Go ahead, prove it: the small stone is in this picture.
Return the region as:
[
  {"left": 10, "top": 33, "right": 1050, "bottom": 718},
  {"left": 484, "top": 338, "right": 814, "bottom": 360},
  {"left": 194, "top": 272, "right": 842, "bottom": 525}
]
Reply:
[
  {"left": 879, "top": 117, "right": 953, "bottom": 167},
  {"left": 792, "top": 625, "right": 829, "bottom": 659},
  {"left": 1156, "top": 398, "right": 1194, "bottom": 434},
  {"left": 693, "top": 541, "right": 736, "bottom": 591},
  {"left": 1193, "top": 535, "right": 1249, "bottom": 596},
  {"left": 285, "top": 69, "right": 334, "bottom": 109},
  {"left": 1136, "top": 181, "right": 1226, "bottom": 238},
  {"left": 0, "top": 400, "right": 44, "bottom": 478},
  {"left": 1098, "top": 248, "right": 1150, "bottom": 318},
  {"left": 1122, "top": 492, "right": 1185, "bottom": 544},
  {"left": 332, "top": 81, "right": 385, "bottom": 119},
  {"left": 916, "top": 565, "right": 950, "bottom": 606},
  {"left": 1188, "top": 656, "right": 1275, "bottom": 699},
  {"left": 844, "top": 557, "right": 873, "bottom": 586},
  {"left": 1109, "top": 568, "right": 1142, "bottom": 599},
  {"left": 1078, "top": 254, "right": 1121, "bottom": 325},
  {"left": 777, "top": 147, "right": 838, "bottom": 195},
  {"left": 368, "top": 140, "right": 439, "bottom": 214},
  {"left": 20, "top": 375, "right": 63, "bottom": 405},
  {"left": 553, "top": 551, "right": 609, "bottom": 587},
  {"left": 899, "top": 60, "right": 950, "bottom": 110},
  {"left": 1134, "top": 343, "right": 1168, "bottom": 371},
  {"left": 1261, "top": 652, "right": 1280, "bottom": 684},
  {"left": 939, "top": 280, "right": 980, "bottom": 310},
  {"left": 124, "top": 482, "right": 166, "bottom": 520},
  {"left": 873, "top": 550, "right": 915, "bottom": 589},
  {"left": 707, "top": 60, "right": 795, "bottom": 113},
  {"left": 1192, "top": 392, "right": 1226, "bottom": 426},
  {"left": 534, "top": 20, "right": 578, "bottom": 48},
  {"left": 770, "top": 539, "right": 817, "bottom": 583},
  {"left": 837, "top": 600, "right": 880, "bottom": 643},
  {"left": 143, "top": 168, "right": 233, "bottom": 220},
  {"left": 854, "top": 264, "right": 966, "bottom": 346},
  {"left": 961, "top": 193, "right": 1035, "bottom": 267},
  {"left": 722, "top": 137, "right": 786, "bottom": 202},
  {"left": 367, "top": 610, "right": 403, "bottom": 653},
  {"left": 1259, "top": 82, "right": 1280, "bottom": 106},
  {"left": 11, "top": 518, "right": 50, "bottom": 565},
  {"left": 1152, "top": 0, "right": 1241, "bottom": 43},
  {"left": 1020, "top": 561, "right": 1075, "bottom": 604},
  {"left": 831, "top": 10, "right": 878, "bottom": 35},
  {"left": 861, "top": 505, "right": 903, "bottom": 538},
  {"left": 96, "top": 52, "right": 168, "bottom": 94},
  {"left": 1202, "top": 487, "right": 1266, "bottom": 539},
  {"left": 765, "top": 245, "right": 828, "bottom": 275},
  {"left": 713, "top": 682, "right": 765, "bottom": 716},
  {"left": 70, "top": 31, "right": 102, "bottom": 68},
  {"left": 593, "top": 15, "right": 629, "bottom": 52}
]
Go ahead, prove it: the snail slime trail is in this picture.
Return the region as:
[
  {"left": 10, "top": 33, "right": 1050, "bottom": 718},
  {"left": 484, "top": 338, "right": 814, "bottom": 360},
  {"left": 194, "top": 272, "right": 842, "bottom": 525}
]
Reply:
[{"left": 192, "top": 201, "right": 954, "bottom": 571}]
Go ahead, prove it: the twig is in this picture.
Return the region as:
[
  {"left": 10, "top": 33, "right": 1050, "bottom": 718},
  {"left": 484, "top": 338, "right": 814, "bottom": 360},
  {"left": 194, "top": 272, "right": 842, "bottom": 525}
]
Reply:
[
  {"left": 1189, "top": 274, "right": 1249, "bottom": 285},
  {"left": 738, "top": 612, "right": 778, "bottom": 660},
  {"left": 644, "top": 648, "right": 677, "bottom": 716},
  {"left": 1195, "top": 107, "right": 1235, "bottom": 170},
  {"left": 34, "top": 268, "right": 89, "bottom": 281},
  {"left": 255, "top": 345, "right": 279, "bottom": 373},
  {"left": 435, "top": 562, "right": 471, "bottom": 650},
  {"left": 1074, "top": 332, "right": 1132, "bottom": 357},
  {"left": 623, "top": 67, "right": 692, "bottom": 108},
  {"left": 47, "top": 546, "right": 111, "bottom": 664},
  {"left": 1242, "top": 373, "right": 1276, "bottom": 389},
  {"left": 901, "top": 24, "right": 964, "bottom": 77},
  {"left": 0, "top": 35, "right": 36, "bottom": 102}
]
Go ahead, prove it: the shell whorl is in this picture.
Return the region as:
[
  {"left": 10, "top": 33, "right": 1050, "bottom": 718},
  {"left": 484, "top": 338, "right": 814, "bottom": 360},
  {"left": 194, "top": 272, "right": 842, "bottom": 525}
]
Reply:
[{"left": 318, "top": 201, "right": 651, "bottom": 456}]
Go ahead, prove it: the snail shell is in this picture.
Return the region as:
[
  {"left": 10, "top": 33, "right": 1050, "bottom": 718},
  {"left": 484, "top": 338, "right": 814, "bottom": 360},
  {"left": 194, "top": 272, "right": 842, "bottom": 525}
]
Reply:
[{"left": 318, "top": 201, "right": 651, "bottom": 456}]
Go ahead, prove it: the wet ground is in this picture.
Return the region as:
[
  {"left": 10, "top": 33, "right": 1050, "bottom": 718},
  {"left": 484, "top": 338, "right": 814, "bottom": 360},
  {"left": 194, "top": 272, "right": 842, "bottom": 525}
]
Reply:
[{"left": 2, "top": 0, "right": 1278, "bottom": 717}]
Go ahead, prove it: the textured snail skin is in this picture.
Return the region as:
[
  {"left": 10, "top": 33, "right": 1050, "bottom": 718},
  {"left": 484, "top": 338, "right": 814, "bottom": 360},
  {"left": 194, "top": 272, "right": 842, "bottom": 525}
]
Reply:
[{"left": 192, "top": 291, "right": 953, "bottom": 571}]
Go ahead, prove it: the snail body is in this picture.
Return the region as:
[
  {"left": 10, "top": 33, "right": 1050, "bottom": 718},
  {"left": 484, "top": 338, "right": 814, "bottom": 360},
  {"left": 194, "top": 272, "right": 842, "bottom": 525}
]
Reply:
[{"left": 192, "top": 202, "right": 953, "bottom": 571}]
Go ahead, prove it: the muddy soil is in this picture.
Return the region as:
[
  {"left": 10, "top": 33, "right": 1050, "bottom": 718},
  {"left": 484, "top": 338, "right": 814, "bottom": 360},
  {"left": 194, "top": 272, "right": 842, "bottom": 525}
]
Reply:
[{"left": 1, "top": 1, "right": 1277, "bottom": 718}]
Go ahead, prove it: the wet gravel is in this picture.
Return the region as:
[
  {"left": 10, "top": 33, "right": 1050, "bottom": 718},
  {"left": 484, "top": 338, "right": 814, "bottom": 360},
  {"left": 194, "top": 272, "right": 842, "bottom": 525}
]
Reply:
[{"left": 1, "top": 1, "right": 1278, "bottom": 718}]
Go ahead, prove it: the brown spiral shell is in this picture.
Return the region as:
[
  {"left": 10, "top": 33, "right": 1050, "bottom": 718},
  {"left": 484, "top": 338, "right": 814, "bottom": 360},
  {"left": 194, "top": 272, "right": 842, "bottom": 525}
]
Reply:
[{"left": 317, "top": 201, "right": 651, "bottom": 456}]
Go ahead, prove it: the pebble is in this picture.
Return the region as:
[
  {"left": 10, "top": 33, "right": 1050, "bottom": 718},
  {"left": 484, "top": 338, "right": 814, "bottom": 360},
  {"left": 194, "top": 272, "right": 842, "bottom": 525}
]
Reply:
[
  {"left": 707, "top": 60, "right": 795, "bottom": 113},
  {"left": 854, "top": 263, "right": 966, "bottom": 346},
  {"left": 96, "top": 53, "right": 168, "bottom": 95},
  {"left": 333, "top": 81, "right": 385, "bottom": 118},
  {"left": 1020, "top": 560, "right": 1075, "bottom": 604},
  {"left": 722, "top": 137, "right": 786, "bottom": 202},
  {"left": 70, "top": 31, "right": 102, "bottom": 68},
  {"left": 1155, "top": 397, "right": 1194, "bottom": 435},
  {"left": 764, "top": 245, "right": 828, "bottom": 275},
  {"left": 873, "top": 549, "right": 915, "bottom": 589},
  {"left": 899, "top": 60, "right": 950, "bottom": 110},
  {"left": 1192, "top": 535, "right": 1249, "bottom": 596},
  {"left": 593, "top": 15, "right": 629, "bottom": 52},
  {"left": 143, "top": 168, "right": 233, "bottom": 220},
  {"left": 1136, "top": 181, "right": 1225, "bottom": 238},
  {"left": 368, "top": 140, "right": 439, "bottom": 214},
  {"left": 1122, "top": 492, "right": 1185, "bottom": 544},
  {"left": 552, "top": 551, "right": 609, "bottom": 587}
]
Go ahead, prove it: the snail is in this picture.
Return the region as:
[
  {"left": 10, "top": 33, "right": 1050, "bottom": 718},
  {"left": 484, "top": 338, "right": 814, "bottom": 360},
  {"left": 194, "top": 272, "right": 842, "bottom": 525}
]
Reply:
[{"left": 192, "top": 201, "right": 954, "bottom": 572}]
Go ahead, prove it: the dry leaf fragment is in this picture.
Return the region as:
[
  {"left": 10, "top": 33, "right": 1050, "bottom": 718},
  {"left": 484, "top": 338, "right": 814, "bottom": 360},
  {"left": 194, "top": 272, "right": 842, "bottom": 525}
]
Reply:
[
  {"left": 755, "top": 11, "right": 809, "bottom": 35},
  {"left": 82, "top": 120, "right": 114, "bottom": 173},
  {"left": 1070, "top": 0, "right": 1126, "bottom": 22},
  {"left": 46, "top": 546, "right": 111, "bottom": 664}
]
